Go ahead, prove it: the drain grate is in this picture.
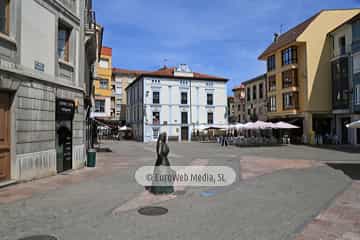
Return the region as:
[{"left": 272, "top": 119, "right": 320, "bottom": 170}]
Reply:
[
  {"left": 138, "top": 206, "right": 168, "bottom": 216},
  {"left": 18, "top": 236, "right": 57, "bottom": 240}
]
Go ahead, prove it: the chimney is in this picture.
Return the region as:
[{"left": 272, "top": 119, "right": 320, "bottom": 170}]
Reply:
[{"left": 273, "top": 33, "right": 279, "bottom": 43}]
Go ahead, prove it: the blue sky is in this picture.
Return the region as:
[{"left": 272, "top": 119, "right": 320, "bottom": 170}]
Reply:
[{"left": 94, "top": 0, "right": 360, "bottom": 95}]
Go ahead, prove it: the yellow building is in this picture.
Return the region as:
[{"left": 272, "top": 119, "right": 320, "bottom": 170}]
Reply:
[
  {"left": 259, "top": 9, "right": 360, "bottom": 143},
  {"left": 93, "top": 46, "right": 113, "bottom": 119}
]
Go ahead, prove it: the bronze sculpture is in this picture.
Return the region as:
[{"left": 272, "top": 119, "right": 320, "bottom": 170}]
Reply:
[{"left": 149, "top": 132, "right": 174, "bottom": 194}]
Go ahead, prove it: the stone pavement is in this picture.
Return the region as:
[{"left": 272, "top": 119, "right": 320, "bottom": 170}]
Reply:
[
  {"left": 0, "top": 141, "right": 358, "bottom": 240},
  {"left": 294, "top": 181, "right": 360, "bottom": 240}
]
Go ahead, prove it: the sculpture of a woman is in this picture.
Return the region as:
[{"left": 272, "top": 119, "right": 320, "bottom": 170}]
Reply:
[{"left": 149, "top": 132, "right": 174, "bottom": 194}]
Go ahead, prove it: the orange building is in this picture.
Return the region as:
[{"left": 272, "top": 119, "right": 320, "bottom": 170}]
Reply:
[{"left": 93, "top": 46, "right": 113, "bottom": 119}]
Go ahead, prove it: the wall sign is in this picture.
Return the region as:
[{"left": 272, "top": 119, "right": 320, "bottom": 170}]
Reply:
[
  {"left": 34, "top": 61, "right": 45, "bottom": 72},
  {"left": 56, "top": 98, "right": 75, "bottom": 121}
]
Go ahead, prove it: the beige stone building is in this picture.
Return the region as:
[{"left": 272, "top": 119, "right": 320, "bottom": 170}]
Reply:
[
  {"left": 112, "top": 68, "right": 149, "bottom": 122},
  {"left": 258, "top": 9, "right": 360, "bottom": 142},
  {"left": 232, "top": 84, "right": 246, "bottom": 123},
  {"left": 227, "top": 96, "right": 236, "bottom": 123},
  {"left": 242, "top": 74, "right": 267, "bottom": 122}
]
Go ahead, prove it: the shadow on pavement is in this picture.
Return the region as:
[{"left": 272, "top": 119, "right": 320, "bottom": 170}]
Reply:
[
  {"left": 95, "top": 147, "right": 112, "bottom": 153},
  {"left": 306, "top": 145, "right": 360, "bottom": 154},
  {"left": 327, "top": 163, "right": 360, "bottom": 180}
]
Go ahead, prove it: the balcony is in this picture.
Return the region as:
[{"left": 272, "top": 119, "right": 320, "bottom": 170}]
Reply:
[
  {"left": 331, "top": 44, "right": 351, "bottom": 60},
  {"left": 85, "top": 9, "right": 96, "bottom": 33}
]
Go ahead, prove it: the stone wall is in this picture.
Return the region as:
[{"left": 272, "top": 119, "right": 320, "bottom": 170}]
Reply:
[{"left": 15, "top": 79, "right": 85, "bottom": 181}]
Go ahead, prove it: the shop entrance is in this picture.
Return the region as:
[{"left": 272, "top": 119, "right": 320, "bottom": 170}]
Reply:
[
  {"left": 55, "top": 99, "right": 75, "bottom": 173},
  {"left": 0, "top": 92, "right": 11, "bottom": 181}
]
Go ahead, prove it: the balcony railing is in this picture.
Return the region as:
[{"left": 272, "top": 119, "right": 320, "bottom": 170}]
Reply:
[
  {"left": 331, "top": 44, "right": 351, "bottom": 59},
  {"left": 85, "top": 9, "right": 96, "bottom": 32}
]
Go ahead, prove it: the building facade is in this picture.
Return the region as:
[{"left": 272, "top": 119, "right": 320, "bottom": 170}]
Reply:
[
  {"left": 258, "top": 9, "right": 360, "bottom": 143},
  {"left": 0, "top": 0, "right": 99, "bottom": 184},
  {"left": 352, "top": 15, "right": 360, "bottom": 144},
  {"left": 243, "top": 74, "right": 267, "bottom": 122},
  {"left": 329, "top": 13, "right": 360, "bottom": 144},
  {"left": 93, "top": 46, "right": 112, "bottom": 119},
  {"left": 112, "top": 68, "right": 148, "bottom": 123},
  {"left": 227, "top": 96, "right": 236, "bottom": 123},
  {"left": 126, "top": 65, "right": 228, "bottom": 142},
  {"left": 232, "top": 84, "right": 246, "bottom": 123}
]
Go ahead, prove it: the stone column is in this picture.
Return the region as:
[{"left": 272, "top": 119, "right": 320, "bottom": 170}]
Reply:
[{"left": 303, "top": 112, "right": 313, "bottom": 144}]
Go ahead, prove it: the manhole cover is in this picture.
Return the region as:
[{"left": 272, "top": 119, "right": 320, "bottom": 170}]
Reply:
[
  {"left": 18, "top": 236, "right": 57, "bottom": 240},
  {"left": 138, "top": 206, "right": 168, "bottom": 216}
]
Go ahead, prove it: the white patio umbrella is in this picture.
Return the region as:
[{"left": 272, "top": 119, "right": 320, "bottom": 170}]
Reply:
[
  {"left": 242, "top": 121, "right": 274, "bottom": 129},
  {"left": 235, "top": 123, "right": 246, "bottom": 129},
  {"left": 346, "top": 120, "right": 360, "bottom": 128},
  {"left": 204, "top": 125, "right": 228, "bottom": 130},
  {"left": 194, "top": 125, "right": 208, "bottom": 131},
  {"left": 274, "top": 121, "right": 300, "bottom": 129},
  {"left": 119, "top": 126, "right": 132, "bottom": 131}
]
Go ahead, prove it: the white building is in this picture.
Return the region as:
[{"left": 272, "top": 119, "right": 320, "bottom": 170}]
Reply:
[{"left": 126, "top": 65, "right": 228, "bottom": 142}]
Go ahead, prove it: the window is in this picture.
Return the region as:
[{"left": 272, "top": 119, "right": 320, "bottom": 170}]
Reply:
[
  {"left": 207, "top": 112, "right": 214, "bottom": 124},
  {"left": 207, "top": 93, "right": 213, "bottom": 105},
  {"left": 99, "top": 79, "right": 108, "bottom": 89},
  {"left": 206, "top": 81, "right": 214, "bottom": 88},
  {"left": 99, "top": 58, "right": 109, "bottom": 68},
  {"left": 181, "top": 92, "right": 188, "bottom": 105},
  {"left": 354, "top": 20, "right": 360, "bottom": 42},
  {"left": 151, "top": 79, "right": 161, "bottom": 84},
  {"left": 252, "top": 85, "right": 257, "bottom": 100},
  {"left": 354, "top": 54, "right": 360, "bottom": 74},
  {"left": 282, "top": 46, "right": 297, "bottom": 65},
  {"left": 283, "top": 92, "right": 298, "bottom": 110},
  {"left": 95, "top": 100, "right": 105, "bottom": 113},
  {"left": 0, "top": 0, "right": 10, "bottom": 35},
  {"left": 246, "top": 88, "right": 251, "bottom": 101},
  {"left": 152, "top": 112, "right": 160, "bottom": 125},
  {"left": 267, "top": 55, "right": 276, "bottom": 71},
  {"left": 238, "top": 115, "right": 241, "bottom": 122},
  {"left": 339, "top": 36, "right": 346, "bottom": 55},
  {"left": 355, "top": 84, "right": 360, "bottom": 105},
  {"left": 259, "top": 83, "right": 264, "bottom": 99},
  {"left": 268, "top": 96, "right": 276, "bottom": 112},
  {"left": 58, "top": 23, "right": 71, "bottom": 62},
  {"left": 237, "top": 104, "right": 241, "bottom": 111},
  {"left": 180, "top": 80, "right": 189, "bottom": 86},
  {"left": 282, "top": 69, "right": 298, "bottom": 88},
  {"left": 153, "top": 128, "right": 160, "bottom": 139},
  {"left": 268, "top": 75, "right": 276, "bottom": 92},
  {"left": 181, "top": 112, "right": 188, "bottom": 124},
  {"left": 152, "top": 91, "right": 160, "bottom": 104}
]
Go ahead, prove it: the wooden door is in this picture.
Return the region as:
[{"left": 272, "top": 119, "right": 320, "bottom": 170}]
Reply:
[
  {"left": 0, "top": 92, "right": 10, "bottom": 181},
  {"left": 181, "top": 127, "right": 189, "bottom": 141}
]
